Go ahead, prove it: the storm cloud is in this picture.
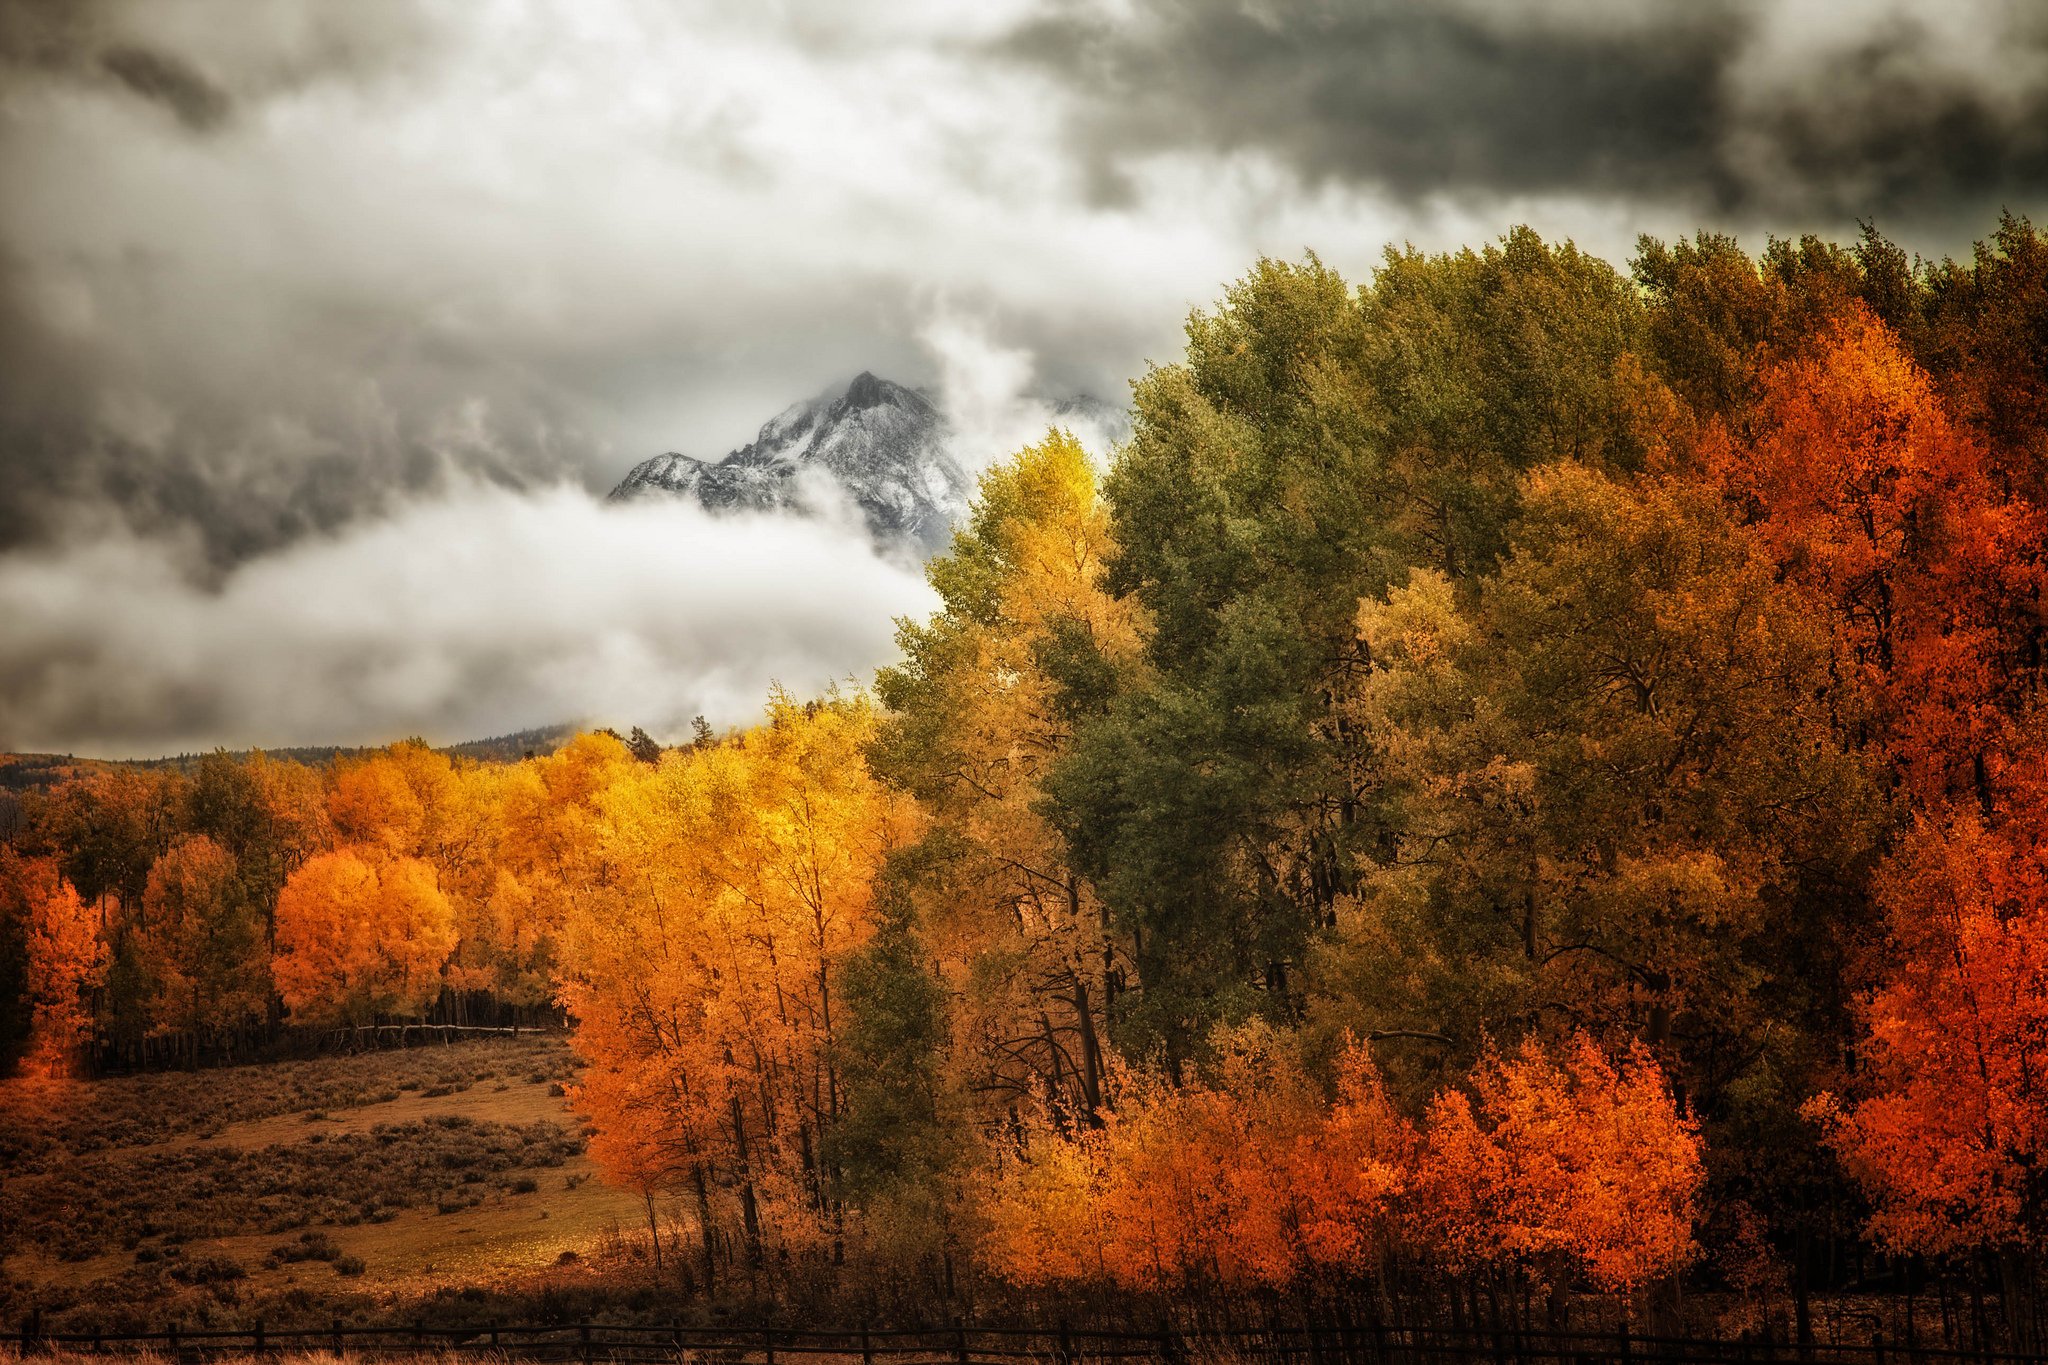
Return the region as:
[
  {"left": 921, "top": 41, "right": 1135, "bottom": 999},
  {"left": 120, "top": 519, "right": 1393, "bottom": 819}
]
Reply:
[
  {"left": 0, "top": 0, "right": 2042, "bottom": 754},
  {"left": 998, "top": 0, "right": 2048, "bottom": 223}
]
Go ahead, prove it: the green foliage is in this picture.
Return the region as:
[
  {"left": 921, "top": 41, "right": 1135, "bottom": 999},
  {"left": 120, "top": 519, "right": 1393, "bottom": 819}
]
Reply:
[
  {"left": 826, "top": 899, "right": 957, "bottom": 1211},
  {"left": 1052, "top": 229, "right": 1667, "bottom": 1065}
]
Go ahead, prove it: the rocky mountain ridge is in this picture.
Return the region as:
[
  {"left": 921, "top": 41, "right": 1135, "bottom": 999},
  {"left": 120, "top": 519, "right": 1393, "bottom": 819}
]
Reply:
[{"left": 609, "top": 372, "right": 970, "bottom": 554}]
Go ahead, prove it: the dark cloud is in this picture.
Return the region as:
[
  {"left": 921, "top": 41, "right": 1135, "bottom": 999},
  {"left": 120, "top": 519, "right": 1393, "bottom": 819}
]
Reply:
[
  {"left": 1, "top": 0, "right": 2040, "bottom": 753},
  {"left": 995, "top": 0, "right": 2048, "bottom": 224},
  {"left": 0, "top": 245, "right": 595, "bottom": 566},
  {"left": 98, "top": 43, "right": 231, "bottom": 131}
]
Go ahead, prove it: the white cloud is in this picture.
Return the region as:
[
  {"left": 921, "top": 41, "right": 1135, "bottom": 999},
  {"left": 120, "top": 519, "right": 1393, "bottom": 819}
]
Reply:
[{"left": 0, "top": 482, "right": 935, "bottom": 756}]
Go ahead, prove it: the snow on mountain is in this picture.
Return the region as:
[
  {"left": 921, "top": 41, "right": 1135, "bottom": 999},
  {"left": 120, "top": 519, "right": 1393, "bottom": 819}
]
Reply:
[{"left": 609, "top": 373, "right": 970, "bottom": 555}]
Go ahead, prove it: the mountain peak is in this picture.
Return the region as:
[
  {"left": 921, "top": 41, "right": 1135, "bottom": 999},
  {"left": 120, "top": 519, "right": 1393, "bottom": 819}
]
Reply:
[
  {"left": 609, "top": 373, "right": 969, "bottom": 555},
  {"left": 843, "top": 371, "right": 888, "bottom": 407},
  {"left": 839, "top": 370, "right": 934, "bottom": 417}
]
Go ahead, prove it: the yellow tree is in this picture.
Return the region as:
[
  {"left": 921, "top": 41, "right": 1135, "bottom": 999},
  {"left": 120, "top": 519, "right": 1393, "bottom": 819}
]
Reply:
[
  {"left": 330, "top": 742, "right": 505, "bottom": 1013},
  {"left": 559, "top": 693, "right": 919, "bottom": 1279},
  {"left": 491, "top": 731, "right": 636, "bottom": 1004},
  {"left": 872, "top": 430, "right": 1144, "bottom": 1126}
]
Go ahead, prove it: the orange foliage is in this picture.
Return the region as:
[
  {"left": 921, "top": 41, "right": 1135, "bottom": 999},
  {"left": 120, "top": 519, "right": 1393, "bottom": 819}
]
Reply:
[
  {"left": 272, "top": 847, "right": 456, "bottom": 1025},
  {"left": 1811, "top": 805, "right": 2048, "bottom": 1256},
  {"left": 983, "top": 1032, "right": 1415, "bottom": 1291},
  {"left": 21, "top": 863, "right": 107, "bottom": 1076},
  {"left": 1412, "top": 1035, "right": 1704, "bottom": 1293},
  {"left": 1728, "top": 307, "right": 2045, "bottom": 804},
  {"left": 557, "top": 694, "right": 920, "bottom": 1269}
]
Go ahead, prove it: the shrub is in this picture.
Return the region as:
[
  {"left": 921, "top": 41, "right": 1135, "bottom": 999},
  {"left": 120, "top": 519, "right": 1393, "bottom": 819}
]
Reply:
[
  {"left": 170, "top": 1255, "right": 244, "bottom": 1285},
  {"left": 267, "top": 1231, "right": 340, "bottom": 1264}
]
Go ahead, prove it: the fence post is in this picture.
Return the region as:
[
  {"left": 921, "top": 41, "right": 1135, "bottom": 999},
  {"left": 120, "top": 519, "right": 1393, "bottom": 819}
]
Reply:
[
  {"left": 332, "top": 1317, "right": 344, "bottom": 1357},
  {"left": 862, "top": 1322, "right": 875, "bottom": 1365},
  {"left": 1058, "top": 1319, "right": 1074, "bottom": 1365},
  {"left": 581, "top": 1321, "right": 594, "bottom": 1365},
  {"left": 1872, "top": 1334, "right": 1886, "bottom": 1365},
  {"left": 1619, "top": 1324, "right": 1632, "bottom": 1365},
  {"left": 491, "top": 1323, "right": 501, "bottom": 1350},
  {"left": 168, "top": 1324, "right": 179, "bottom": 1361},
  {"left": 957, "top": 1319, "right": 972, "bottom": 1365},
  {"left": 765, "top": 1323, "right": 777, "bottom": 1365},
  {"left": 255, "top": 1319, "right": 266, "bottom": 1355},
  {"left": 1157, "top": 1316, "right": 1180, "bottom": 1365}
]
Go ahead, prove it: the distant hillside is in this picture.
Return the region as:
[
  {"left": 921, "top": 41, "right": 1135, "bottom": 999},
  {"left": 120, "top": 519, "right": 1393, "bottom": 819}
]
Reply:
[
  {"left": 440, "top": 724, "right": 584, "bottom": 764},
  {"left": 0, "top": 723, "right": 585, "bottom": 789},
  {"left": 0, "top": 753, "right": 102, "bottom": 793}
]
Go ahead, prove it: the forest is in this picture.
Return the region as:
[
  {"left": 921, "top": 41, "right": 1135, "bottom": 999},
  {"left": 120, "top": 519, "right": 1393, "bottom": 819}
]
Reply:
[{"left": 3, "top": 215, "right": 2046, "bottom": 1344}]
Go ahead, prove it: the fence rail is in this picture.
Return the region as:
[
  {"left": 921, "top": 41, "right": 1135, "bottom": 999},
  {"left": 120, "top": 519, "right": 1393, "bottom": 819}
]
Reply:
[{"left": 5, "top": 1321, "right": 2044, "bottom": 1365}]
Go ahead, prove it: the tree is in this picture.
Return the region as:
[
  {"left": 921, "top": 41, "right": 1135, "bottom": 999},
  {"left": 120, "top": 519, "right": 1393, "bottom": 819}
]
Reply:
[
  {"left": 1415, "top": 1035, "right": 1705, "bottom": 1309},
  {"left": 823, "top": 904, "right": 961, "bottom": 1255},
  {"left": 186, "top": 751, "right": 330, "bottom": 948},
  {"left": 558, "top": 693, "right": 920, "bottom": 1275},
  {"left": 1811, "top": 806, "right": 2048, "bottom": 1262},
  {"left": 490, "top": 731, "right": 634, "bottom": 1005},
  {"left": 33, "top": 765, "right": 184, "bottom": 1049},
  {"left": 1728, "top": 307, "right": 2042, "bottom": 809},
  {"left": 139, "top": 833, "right": 268, "bottom": 1037},
  {"left": 1051, "top": 232, "right": 1672, "bottom": 1067},
  {"left": 1316, "top": 466, "right": 1882, "bottom": 1119},
  {"left": 980, "top": 1027, "right": 1414, "bottom": 1293},
  {"left": 872, "top": 430, "right": 1141, "bottom": 1126},
  {"left": 273, "top": 848, "right": 456, "bottom": 1026},
  {"left": 0, "top": 850, "right": 36, "bottom": 1072},
  {"left": 21, "top": 866, "right": 107, "bottom": 1075}
]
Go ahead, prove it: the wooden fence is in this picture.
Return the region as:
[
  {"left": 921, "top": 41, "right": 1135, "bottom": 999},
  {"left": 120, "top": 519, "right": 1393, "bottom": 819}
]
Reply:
[{"left": 5, "top": 1321, "right": 2046, "bottom": 1365}]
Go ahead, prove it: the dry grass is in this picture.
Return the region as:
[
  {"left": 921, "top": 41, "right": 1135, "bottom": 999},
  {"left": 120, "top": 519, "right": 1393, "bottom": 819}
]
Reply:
[
  {"left": 0, "top": 1037, "right": 578, "bottom": 1170},
  {"left": 0, "top": 1037, "right": 646, "bottom": 1333}
]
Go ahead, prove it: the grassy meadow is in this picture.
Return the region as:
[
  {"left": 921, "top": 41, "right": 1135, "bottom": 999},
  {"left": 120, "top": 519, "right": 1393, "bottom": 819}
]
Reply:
[{"left": 0, "top": 1037, "right": 652, "bottom": 1332}]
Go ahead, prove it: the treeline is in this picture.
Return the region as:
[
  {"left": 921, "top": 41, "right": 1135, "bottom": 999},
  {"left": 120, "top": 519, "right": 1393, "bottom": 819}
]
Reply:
[
  {"left": 0, "top": 731, "right": 661, "bottom": 1071},
  {"left": 6, "top": 215, "right": 2047, "bottom": 1336}
]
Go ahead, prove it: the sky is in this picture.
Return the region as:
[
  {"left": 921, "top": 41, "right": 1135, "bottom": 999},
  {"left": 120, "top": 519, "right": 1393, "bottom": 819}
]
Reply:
[{"left": 2, "top": 0, "right": 2045, "bottom": 756}]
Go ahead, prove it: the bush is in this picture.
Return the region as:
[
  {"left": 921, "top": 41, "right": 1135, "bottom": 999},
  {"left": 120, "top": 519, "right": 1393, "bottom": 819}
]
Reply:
[
  {"left": 170, "top": 1254, "right": 244, "bottom": 1285},
  {"left": 334, "top": 1255, "right": 366, "bottom": 1277},
  {"left": 267, "top": 1231, "right": 340, "bottom": 1264}
]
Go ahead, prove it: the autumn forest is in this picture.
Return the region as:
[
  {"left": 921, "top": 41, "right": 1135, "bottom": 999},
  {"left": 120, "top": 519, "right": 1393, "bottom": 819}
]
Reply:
[{"left": 5, "top": 217, "right": 2048, "bottom": 1346}]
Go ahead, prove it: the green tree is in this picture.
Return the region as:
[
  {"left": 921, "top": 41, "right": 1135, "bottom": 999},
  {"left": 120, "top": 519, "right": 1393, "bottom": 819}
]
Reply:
[{"left": 1051, "top": 230, "right": 1665, "bottom": 1066}]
